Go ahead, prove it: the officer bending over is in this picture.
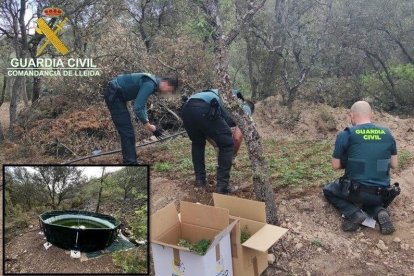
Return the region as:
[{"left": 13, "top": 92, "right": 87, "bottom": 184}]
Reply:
[
  {"left": 323, "top": 101, "right": 398, "bottom": 234},
  {"left": 181, "top": 89, "right": 250, "bottom": 194},
  {"left": 104, "top": 73, "right": 178, "bottom": 164},
  {"left": 207, "top": 91, "right": 255, "bottom": 164}
]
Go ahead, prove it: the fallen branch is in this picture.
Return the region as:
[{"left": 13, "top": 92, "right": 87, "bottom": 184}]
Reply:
[
  {"left": 157, "top": 101, "right": 183, "bottom": 124},
  {"left": 62, "top": 131, "right": 186, "bottom": 164},
  {"left": 57, "top": 140, "right": 78, "bottom": 157},
  {"left": 153, "top": 57, "right": 178, "bottom": 72}
]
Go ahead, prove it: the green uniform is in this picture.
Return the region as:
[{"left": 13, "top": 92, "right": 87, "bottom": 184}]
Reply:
[
  {"left": 110, "top": 73, "right": 159, "bottom": 123},
  {"left": 333, "top": 123, "right": 397, "bottom": 187},
  {"left": 323, "top": 123, "right": 398, "bottom": 220}
]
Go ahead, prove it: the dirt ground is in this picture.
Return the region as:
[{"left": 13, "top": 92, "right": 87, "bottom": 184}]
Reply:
[
  {"left": 148, "top": 99, "right": 414, "bottom": 275},
  {"left": 4, "top": 225, "right": 122, "bottom": 273},
  {"left": 2, "top": 98, "right": 414, "bottom": 275},
  {"left": 148, "top": 166, "right": 414, "bottom": 275},
  {"left": 2, "top": 196, "right": 146, "bottom": 274},
  {"left": 267, "top": 166, "right": 414, "bottom": 275}
]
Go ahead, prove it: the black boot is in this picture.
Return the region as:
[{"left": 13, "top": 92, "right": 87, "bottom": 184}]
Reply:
[
  {"left": 216, "top": 185, "right": 238, "bottom": 194},
  {"left": 342, "top": 210, "right": 367, "bottom": 232},
  {"left": 377, "top": 210, "right": 395, "bottom": 235},
  {"left": 195, "top": 179, "right": 207, "bottom": 187}
]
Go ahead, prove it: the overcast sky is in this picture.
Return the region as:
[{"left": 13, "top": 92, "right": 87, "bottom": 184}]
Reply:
[
  {"left": 77, "top": 166, "right": 124, "bottom": 179},
  {"left": 18, "top": 166, "right": 124, "bottom": 180}
]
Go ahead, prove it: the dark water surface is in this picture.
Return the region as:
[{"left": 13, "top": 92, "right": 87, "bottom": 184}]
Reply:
[{"left": 52, "top": 218, "right": 109, "bottom": 228}]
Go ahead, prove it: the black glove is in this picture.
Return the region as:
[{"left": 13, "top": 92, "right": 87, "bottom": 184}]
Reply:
[
  {"left": 235, "top": 91, "right": 245, "bottom": 101},
  {"left": 153, "top": 129, "right": 164, "bottom": 139}
]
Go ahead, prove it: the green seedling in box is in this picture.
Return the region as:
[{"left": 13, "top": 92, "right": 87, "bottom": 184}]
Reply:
[
  {"left": 192, "top": 239, "right": 211, "bottom": 255},
  {"left": 240, "top": 227, "right": 251, "bottom": 243},
  {"left": 178, "top": 239, "right": 193, "bottom": 248},
  {"left": 177, "top": 239, "right": 212, "bottom": 255}
]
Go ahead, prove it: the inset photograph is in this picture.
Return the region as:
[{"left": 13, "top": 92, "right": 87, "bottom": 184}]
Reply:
[{"left": 3, "top": 165, "right": 149, "bottom": 275}]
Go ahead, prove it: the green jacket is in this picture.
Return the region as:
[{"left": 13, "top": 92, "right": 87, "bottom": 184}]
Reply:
[
  {"left": 344, "top": 123, "right": 397, "bottom": 186},
  {"left": 110, "top": 73, "right": 159, "bottom": 123}
]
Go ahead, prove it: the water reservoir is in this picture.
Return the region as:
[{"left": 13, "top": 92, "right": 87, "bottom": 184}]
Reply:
[{"left": 39, "top": 210, "right": 121, "bottom": 252}]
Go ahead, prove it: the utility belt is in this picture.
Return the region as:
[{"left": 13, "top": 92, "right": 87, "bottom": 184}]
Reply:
[
  {"left": 339, "top": 176, "right": 401, "bottom": 208},
  {"left": 186, "top": 98, "right": 223, "bottom": 120},
  {"left": 357, "top": 183, "right": 386, "bottom": 195},
  {"left": 106, "top": 80, "right": 124, "bottom": 102},
  {"left": 186, "top": 98, "right": 210, "bottom": 107}
]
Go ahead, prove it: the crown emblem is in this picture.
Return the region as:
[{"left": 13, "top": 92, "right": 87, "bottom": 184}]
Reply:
[{"left": 42, "top": 7, "right": 63, "bottom": 18}]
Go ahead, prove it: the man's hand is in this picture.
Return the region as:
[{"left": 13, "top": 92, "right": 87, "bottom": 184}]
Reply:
[
  {"left": 391, "top": 155, "right": 398, "bottom": 169},
  {"left": 144, "top": 122, "right": 156, "bottom": 133},
  {"left": 332, "top": 158, "right": 343, "bottom": 170}
]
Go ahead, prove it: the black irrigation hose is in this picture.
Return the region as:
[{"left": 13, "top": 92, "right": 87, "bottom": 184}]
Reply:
[{"left": 62, "top": 130, "right": 187, "bottom": 164}]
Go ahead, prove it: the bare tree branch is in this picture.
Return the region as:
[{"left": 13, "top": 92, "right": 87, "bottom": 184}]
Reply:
[{"left": 224, "top": 0, "right": 267, "bottom": 46}]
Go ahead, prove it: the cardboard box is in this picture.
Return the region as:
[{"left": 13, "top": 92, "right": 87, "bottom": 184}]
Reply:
[
  {"left": 151, "top": 201, "right": 237, "bottom": 276},
  {"left": 213, "top": 193, "right": 288, "bottom": 276}
]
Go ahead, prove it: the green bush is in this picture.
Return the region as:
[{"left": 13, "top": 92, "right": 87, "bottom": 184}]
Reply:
[
  {"left": 398, "top": 150, "right": 413, "bottom": 171},
  {"left": 112, "top": 247, "right": 148, "bottom": 273},
  {"left": 302, "top": 76, "right": 362, "bottom": 108},
  {"left": 154, "top": 162, "right": 173, "bottom": 172},
  {"left": 70, "top": 195, "right": 85, "bottom": 208},
  {"left": 318, "top": 108, "right": 337, "bottom": 131},
  {"left": 311, "top": 238, "right": 323, "bottom": 247},
  {"left": 362, "top": 64, "right": 414, "bottom": 111},
  {"left": 177, "top": 158, "right": 193, "bottom": 172},
  {"left": 390, "top": 64, "right": 414, "bottom": 80},
  {"left": 6, "top": 204, "right": 29, "bottom": 230},
  {"left": 130, "top": 205, "right": 148, "bottom": 242}
]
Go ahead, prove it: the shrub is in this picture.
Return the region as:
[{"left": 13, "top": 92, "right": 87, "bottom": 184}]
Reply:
[
  {"left": 318, "top": 108, "right": 337, "bottom": 131},
  {"left": 154, "top": 162, "right": 173, "bottom": 172},
  {"left": 398, "top": 150, "right": 413, "bottom": 171},
  {"left": 112, "top": 247, "right": 148, "bottom": 273},
  {"left": 362, "top": 64, "right": 414, "bottom": 112}
]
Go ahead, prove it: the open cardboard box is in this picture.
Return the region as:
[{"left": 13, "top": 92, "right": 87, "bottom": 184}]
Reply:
[
  {"left": 151, "top": 201, "right": 237, "bottom": 276},
  {"left": 213, "top": 193, "right": 288, "bottom": 276}
]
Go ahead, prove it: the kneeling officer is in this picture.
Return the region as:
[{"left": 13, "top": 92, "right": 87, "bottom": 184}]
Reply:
[{"left": 323, "top": 101, "right": 399, "bottom": 234}]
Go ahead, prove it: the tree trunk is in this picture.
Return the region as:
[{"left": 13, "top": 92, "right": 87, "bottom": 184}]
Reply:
[
  {"left": 95, "top": 167, "right": 106, "bottom": 213},
  {"left": 29, "top": 50, "right": 42, "bottom": 102},
  {"left": 96, "top": 185, "right": 103, "bottom": 212},
  {"left": 0, "top": 75, "right": 6, "bottom": 141},
  {"left": 9, "top": 76, "right": 23, "bottom": 137},
  {"left": 32, "top": 77, "right": 41, "bottom": 102},
  {"left": 0, "top": 122, "right": 5, "bottom": 142},
  {"left": 287, "top": 88, "right": 297, "bottom": 110},
  {"left": 216, "top": 47, "right": 278, "bottom": 223},
  {"left": 22, "top": 79, "right": 28, "bottom": 107},
  {"left": 244, "top": 36, "right": 259, "bottom": 100},
  {"left": 9, "top": 0, "right": 29, "bottom": 137},
  {"left": 1, "top": 75, "right": 6, "bottom": 106},
  {"left": 260, "top": 53, "right": 279, "bottom": 99},
  {"left": 383, "top": 29, "right": 414, "bottom": 65},
  {"left": 200, "top": 0, "right": 277, "bottom": 223},
  {"left": 364, "top": 50, "right": 398, "bottom": 108}
]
